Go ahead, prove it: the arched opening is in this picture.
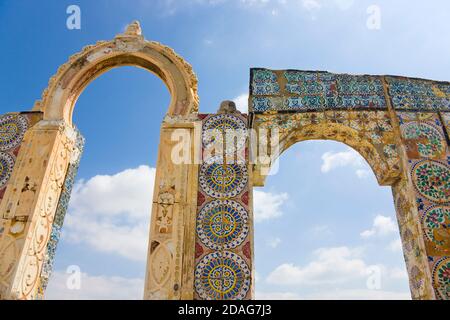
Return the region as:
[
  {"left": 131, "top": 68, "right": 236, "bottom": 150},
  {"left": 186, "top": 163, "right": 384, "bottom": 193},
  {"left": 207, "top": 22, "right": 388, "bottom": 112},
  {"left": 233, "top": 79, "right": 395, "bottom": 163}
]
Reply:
[
  {"left": 254, "top": 140, "right": 410, "bottom": 299},
  {"left": 0, "top": 24, "right": 201, "bottom": 300},
  {"left": 44, "top": 65, "right": 170, "bottom": 299}
]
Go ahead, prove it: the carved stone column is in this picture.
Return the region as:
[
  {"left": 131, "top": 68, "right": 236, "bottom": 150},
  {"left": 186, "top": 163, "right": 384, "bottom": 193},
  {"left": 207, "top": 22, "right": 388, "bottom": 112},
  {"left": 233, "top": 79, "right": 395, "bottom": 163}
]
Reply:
[
  {"left": 0, "top": 120, "right": 75, "bottom": 299},
  {"left": 144, "top": 115, "right": 200, "bottom": 300}
]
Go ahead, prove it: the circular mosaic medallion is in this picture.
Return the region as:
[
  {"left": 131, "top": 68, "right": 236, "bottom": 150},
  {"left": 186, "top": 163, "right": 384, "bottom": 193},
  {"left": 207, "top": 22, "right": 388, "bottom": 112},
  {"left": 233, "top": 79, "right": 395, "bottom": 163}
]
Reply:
[
  {"left": 401, "top": 122, "right": 445, "bottom": 158},
  {"left": 197, "top": 200, "right": 249, "bottom": 250},
  {"left": 195, "top": 251, "right": 251, "bottom": 300},
  {"left": 0, "top": 114, "right": 28, "bottom": 151},
  {"left": 422, "top": 206, "right": 450, "bottom": 249},
  {"left": 0, "top": 152, "right": 15, "bottom": 188},
  {"left": 432, "top": 257, "right": 450, "bottom": 299},
  {"left": 199, "top": 162, "right": 248, "bottom": 198},
  {"left": 202, "top": 114, "right": 247, "bottom": 156},
  {"left": 412, "top": 160, "right": 450, "bottom": 203}
]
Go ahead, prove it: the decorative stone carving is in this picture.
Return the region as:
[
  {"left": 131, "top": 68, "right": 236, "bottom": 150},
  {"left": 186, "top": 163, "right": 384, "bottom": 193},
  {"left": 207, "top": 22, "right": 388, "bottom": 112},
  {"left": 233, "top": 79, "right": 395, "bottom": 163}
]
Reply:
[
  {"left": 35, "top": 21, "right": 199, "bottom": 121},
  {"left": 156, "top": 186, "right": 175, "bottom": 234},
  {"left": 218, "top": 100, "right": 239, "bottom": 114},
  {"left": 121, "top": 20, "right": 142, "bottom": 37},
  {"left": 150, "top": 243, "right": 171, "bottom": 286}
]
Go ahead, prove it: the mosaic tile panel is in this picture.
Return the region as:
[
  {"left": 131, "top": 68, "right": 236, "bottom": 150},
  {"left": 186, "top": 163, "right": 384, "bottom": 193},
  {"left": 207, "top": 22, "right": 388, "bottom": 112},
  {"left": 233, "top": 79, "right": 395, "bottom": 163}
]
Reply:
[
  {"left": 195, "top": 113, "right": 252, "bottom": 300},
  {"left": 412, "top": 160, "right": 450, "bottom": 203},
  {"left": 251, "top": 69, "right": 280, "bottom": 96},
  {"left": 432, "top": 257, "right": 450, "bottom": 299},
  {"left": 196, "top": 199, "right": 249, "bottom": 250},
  {"left": 398, "top": 111, "right": 450, "bottom": 299},
  {"left": 195, "top": 251, "right": 251, "bottom": 300},
  {"left": 0, "top": 152, "right": 15, "bottom": 188},
  {"left": 202, "top": 113, "right": 247, "bottom": 157},
  {"left": 36, "top": 127, "right": 85, "bottom": 299},
  {"left": 250, "top": 69, "right": 386, "bottom": 112},
  {"left": 249, "top": 69, "right": 450, "bottom": 113},
  {"left": 387, "top": 77, "right": 450, "bottom": 111},
  {"left": 199, "top": 162, "right": 248, "bottom": 198}
]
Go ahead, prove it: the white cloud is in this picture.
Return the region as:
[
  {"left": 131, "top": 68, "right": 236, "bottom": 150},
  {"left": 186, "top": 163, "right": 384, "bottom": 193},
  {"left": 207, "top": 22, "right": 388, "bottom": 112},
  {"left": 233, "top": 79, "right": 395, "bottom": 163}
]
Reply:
[
  {"left": 264, "top": 245, "right": 410, "bottom": 299},
  {"left": 387, "top": 238, "right": 403, "bottom": 252},
  {"left": 388, "top": 267, "right": 408, "bottom": 280},
  {"left": 64, "top": 165, "right": 155, "bottom": 261},
  {"left": 333, "top": 0, "right": 354, "bottom": 11},
  {"left": 240, "top": 0, "right": 270, "bottom": 7},
  {"left": 321, "top": 149, "right": 363, "bottom": 172},
  {"left": 320, "top": 149, "right": 372, "bottom": 178},
  {"left": 355, "top": 169, "right": 371, "bottom": 179},
  {"left": 233, "top": 93, "right": 249, "bottom": 113},
  {"left": 360, "top": 215, "right": 397, "bottom": 239},
  {"left": 310, "top": 224, "right": 333, "bottom": 237},
  {"left": 64, "top": 215, "right": 150, "bottom": 262},
  {"left": 301, "top": 0, "right": 321, "bottom": 11},
  {"left": 46, "top": 271, "right": 143, "bottom": 300},
  {"left": 69, "top": 165, "right": 155, "bottom": 219},
  {"left": 267, "top": 237, "right": 282, "bottom": 248},
  {"left": 301, "top": 0, "right": 354, "bottom": 12},
  {"left": 267, "top": 246, "right": 372, "bottom": 286},
  {"left": 203, "top": 38, "right": 214, "bottom": 46},
  {"left": 253, "top": 190, "right": 289, "bottom": 222},
  {"left": 156, "top": 0, "right": 355, "bottom": 16}
]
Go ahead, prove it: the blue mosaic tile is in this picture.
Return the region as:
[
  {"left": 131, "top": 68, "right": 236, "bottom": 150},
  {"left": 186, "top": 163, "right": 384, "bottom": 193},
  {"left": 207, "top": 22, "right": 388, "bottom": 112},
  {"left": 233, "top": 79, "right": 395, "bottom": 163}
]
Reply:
[
  {"left": 250, "top": 69, "right": 387, "bottom": 112},
  {"left": 387, "top": 77, "right": 450, "bottom": 111},
  {"left": 251, "top": 69, "right": 280, "bottom": 95}
]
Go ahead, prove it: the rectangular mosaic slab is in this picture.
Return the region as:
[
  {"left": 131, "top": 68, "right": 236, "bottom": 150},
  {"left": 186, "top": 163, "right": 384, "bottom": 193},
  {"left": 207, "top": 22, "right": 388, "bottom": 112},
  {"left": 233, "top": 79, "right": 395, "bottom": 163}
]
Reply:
[
  {"left": 194, "top": 113, "right": 253, "bottom": 300},
  {"left": 250, "top": 69, "right": 386, "bottom": 112},
  {"left": 249, "top": 69, "right": 450, "bottom": 113},
  {"left": 387, "top": 77, "right": 450, "bottom": 111}
]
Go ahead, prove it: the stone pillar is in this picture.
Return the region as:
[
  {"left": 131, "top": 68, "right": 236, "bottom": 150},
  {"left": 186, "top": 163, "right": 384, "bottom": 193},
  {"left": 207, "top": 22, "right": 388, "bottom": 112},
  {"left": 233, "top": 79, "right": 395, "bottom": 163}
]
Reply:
[
  {"left": 144, "top": 115, "right": 201, "bottom": 300},
  {"left": 392, "top": 111, "right": 450, "bottom": 299},
  {"left": 391, "top": 177, "right": 436, "bottom": 299},
  {"left": 0, "top": 120, "right": 76, "bottom": 299}
]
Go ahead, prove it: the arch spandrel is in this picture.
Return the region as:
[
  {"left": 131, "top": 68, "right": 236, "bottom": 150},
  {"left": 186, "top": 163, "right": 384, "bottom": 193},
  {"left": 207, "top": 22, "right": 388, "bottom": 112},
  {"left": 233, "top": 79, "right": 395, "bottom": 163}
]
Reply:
[{"left": 33, "top": 21, "right": 199, "bottom": 124}]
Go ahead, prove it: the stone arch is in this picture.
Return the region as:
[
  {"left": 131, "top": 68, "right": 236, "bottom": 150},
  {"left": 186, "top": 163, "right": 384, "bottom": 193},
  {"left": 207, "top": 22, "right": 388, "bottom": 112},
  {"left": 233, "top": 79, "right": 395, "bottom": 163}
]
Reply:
[
  {"left": 0, "top": 22, "right": 201, "bottom": 300},
  {"left": 33, "top": 21, "right": 199, "bottom": 124},
  {"left": 252, "top": 111, "right": 401, "bottom": 187}
]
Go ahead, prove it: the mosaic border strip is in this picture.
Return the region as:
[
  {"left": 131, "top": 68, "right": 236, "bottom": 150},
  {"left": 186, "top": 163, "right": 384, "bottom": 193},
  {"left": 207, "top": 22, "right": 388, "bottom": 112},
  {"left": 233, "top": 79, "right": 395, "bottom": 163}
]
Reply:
[
  {"left": 194, "top": 113, "right": 252, "bottom": 300},
  {"left": 398, "top": 111, "right": 450, "bottom": 299},
  {"left": 36, "top": 127, "right": 85, "bottom": 299},
  {"left": 249, "top": 69, "right": 450, "bottom": 113}
]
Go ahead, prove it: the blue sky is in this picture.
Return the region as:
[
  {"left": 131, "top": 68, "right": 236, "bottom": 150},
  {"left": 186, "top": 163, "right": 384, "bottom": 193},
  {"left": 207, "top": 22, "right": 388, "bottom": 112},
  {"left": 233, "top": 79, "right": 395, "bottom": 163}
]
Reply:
[{"left": 1, "top": 0, "right": 449, "bottom": 299}]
